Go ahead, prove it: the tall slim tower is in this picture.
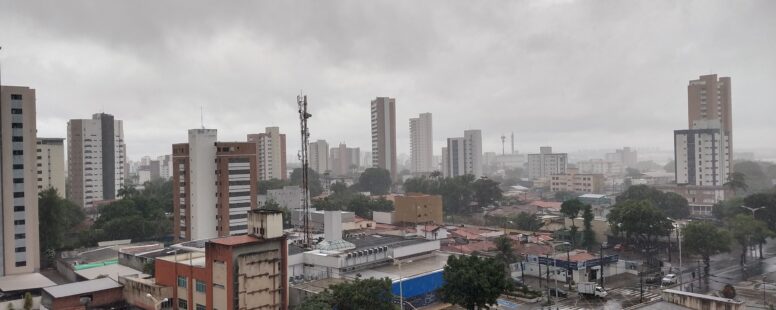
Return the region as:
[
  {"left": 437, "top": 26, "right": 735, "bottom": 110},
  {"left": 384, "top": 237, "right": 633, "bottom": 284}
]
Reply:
[
  {"left": 687, "top": 74, "right": 733, "bottom": 178},
  {"left": 67, "top": 113, "right": 126, "bottom": 208},
  {"left": 371, "top": 97, "right": 397, "bottom": 181},
  {"left": 308, "top": 140, "right": 329, "bottom": 174},
  {"left": 1, "top": 86, "right": 40, "bottom": 274},
  {"left": 409, "top": 113, "right": 433, "bottom": 174},
  {"left": 248, "top": 127, "right": 287, "bottom": 181},
  {"left": 444, "top": 129, "right": 483, "bottom": 178}
]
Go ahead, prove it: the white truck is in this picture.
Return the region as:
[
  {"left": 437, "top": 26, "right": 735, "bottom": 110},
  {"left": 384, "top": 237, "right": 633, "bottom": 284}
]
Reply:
[{"left": 577, "top": 282, "right": 608, "bottom": 298}]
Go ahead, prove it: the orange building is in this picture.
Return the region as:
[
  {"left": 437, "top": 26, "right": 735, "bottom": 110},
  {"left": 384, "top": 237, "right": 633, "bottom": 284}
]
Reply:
[{"left": 393, "top": 194, "right": 443, "bottom": 224}]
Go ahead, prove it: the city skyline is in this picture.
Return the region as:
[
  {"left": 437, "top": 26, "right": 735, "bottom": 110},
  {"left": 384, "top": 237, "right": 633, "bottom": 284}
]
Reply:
[{"left": 1, "top": 1, "right": 775, "bottom": 161}]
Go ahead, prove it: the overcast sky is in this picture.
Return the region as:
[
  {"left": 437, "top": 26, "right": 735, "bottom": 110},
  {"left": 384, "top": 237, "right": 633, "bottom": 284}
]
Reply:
[{"left": 1, "top": 0, "right": 774, "bottom": 161}]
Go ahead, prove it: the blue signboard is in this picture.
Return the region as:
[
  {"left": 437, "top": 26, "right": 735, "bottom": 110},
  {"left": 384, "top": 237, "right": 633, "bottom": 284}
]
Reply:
[
  {"left": 497, "top": 298, "right": 520, "bottom": 309},
  {"left": 391, "top": 270, "right": 445, "bottom": 299},
  {"left": 532, "top": 254, "right": 619, "bottom": 270}
]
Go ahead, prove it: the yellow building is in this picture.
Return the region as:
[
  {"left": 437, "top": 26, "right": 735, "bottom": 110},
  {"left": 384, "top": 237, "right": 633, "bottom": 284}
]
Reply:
[{"left": 393, "top": 194, "right": 443, "bottom": 224}]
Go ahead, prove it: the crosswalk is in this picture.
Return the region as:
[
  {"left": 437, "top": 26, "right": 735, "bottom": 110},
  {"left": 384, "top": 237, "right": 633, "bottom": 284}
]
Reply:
[
  {"left": 608, "top": 287, "right": 662, "bottom": 302},
  {"left": 535, "top": 288, "right": 662, "bottom": 310}
]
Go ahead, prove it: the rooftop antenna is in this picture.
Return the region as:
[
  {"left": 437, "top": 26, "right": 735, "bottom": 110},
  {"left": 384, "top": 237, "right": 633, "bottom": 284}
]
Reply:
[
  {"left": 511, "top": 132, "right": 515, "bottom": 154},
  {"left": 297, "top": 93, "right": 312, "bottom": 248},
  {"left": 200, "top": 105, "right": 205, "bottom": 129}
]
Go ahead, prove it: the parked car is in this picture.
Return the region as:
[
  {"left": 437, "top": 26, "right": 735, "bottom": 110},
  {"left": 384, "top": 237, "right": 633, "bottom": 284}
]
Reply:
[
  {"left": 547, "top": 287, "right": 568, "bottom": 298},
  {"left": 662, "top": 274, "right": 678, "bottom": 286},
  {"left": 613, "top": 244, "right": 623, "bottom": 251},
  {"left": 644, "top": 273, "right": 663, "bottom": 284}
]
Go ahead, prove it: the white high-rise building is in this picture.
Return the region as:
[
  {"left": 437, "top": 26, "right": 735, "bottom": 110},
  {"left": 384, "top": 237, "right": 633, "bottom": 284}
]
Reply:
[
  {"left": 527, "top": 146, "right": 568, "bottom": 180},
  {"left": 443, "top": 129, "right": 483, "bottom": 178},
  {"left": 248, "top": 127, "right": 287, "bottom": 181},
  {"left": 67, "top": 113, "right": 126, "bottom": 208},
  {"left": 371, "top": 97, "right": 397, "bottom": 180},
  {"left": 36, "top": 138, "right": 66, "bottom": 194},
  {"left": 1, "top": 86, "right": 41, "bottom": 275},
  {"left": 674, "top": 120, "right": 728, "bottom": 187},
  {"left": 410, "top": 113, "right": 433, "bottom": 174},
  {"left": 464, "top": 130, "right": 483, "bottom": 178},
  {"left": 309, "top": 140, "right": 329, "bottom": 173},
  {"left": 158, "top": 154, "right": 172, "bottom": 180}
]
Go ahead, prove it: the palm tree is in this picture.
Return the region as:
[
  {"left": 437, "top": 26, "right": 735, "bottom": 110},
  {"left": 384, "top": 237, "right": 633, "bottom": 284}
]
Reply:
[
  {"left": 724, "top": 172, "right": 748, "bottom": 196},
  {"left": 117, "top": 184, "right": 139, "bottom": 199}
]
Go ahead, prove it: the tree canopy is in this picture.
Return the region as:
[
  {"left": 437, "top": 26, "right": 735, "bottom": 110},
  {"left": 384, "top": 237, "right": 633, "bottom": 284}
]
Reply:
[
  {"left": 607, "top": 200, "right": 673, "bottom": 246},
  {"left": 472, "top": 177, "right": 503, "bottom": 207},
  {"left": 683, "top": 221, "right": 731, "bottom": 267},
  {"left": 440, "top": 255, "right": 509, "bottom": 310},
  {"left": 299, "top": 277, "right": 396, "bottom": 310},
  {"left": 616, "top": 185, "right": 690, "bottom": 219},
  {"left": 357, "top": 168, "right": 392, "bottom": 195},
  {"left": 403, "top": 174, "right": 480, "bottom": 214},
  {"left": 290, "top": 168, "right": 324, "bottom": 197},
  {"left": 38, "top": 188, "right": 86, "bottom": 258}
]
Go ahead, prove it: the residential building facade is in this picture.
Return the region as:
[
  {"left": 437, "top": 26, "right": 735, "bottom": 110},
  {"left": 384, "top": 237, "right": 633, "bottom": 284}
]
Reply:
[
  {"left": 409, "top": 113, "right": 433, "bottom": 174},
  {"left": 309, "top": 139, "right": 329, "bottom": 174},
  {"left": 393, "top": 194, "right": 443, "bottom": 224},
  {"left": 687, "top": 74, "right": 733, "bottom": 180},
  {"left": 0, "top": 85, "right": 41, "bottom": 274},
  {"left": 248, "top": 127, "right": 287, "bottom": 181},
  {"left": 371, "top": 97, "right": 397, "bottom": 181},
  {"left": 443, "top": 130, "right": 483, "bottom": 178},
  {"left": 36, "top": 137, "right": 66, "bottom": 194},
  {"left": 173, "top": 129, "right": 259, "bottom": 241},
  {"left": 527, "top": 146, "right": 568, "bottom": 180},
  {"left": 674, "top": 120, "right": 728, "bottom": 187},
  {"left": 329, "top": 143, "right": 360, "bottom": 177},
  {"left": 549, "top": 168, "right": 605, "bottom": 194},
  {"left": 67, "top": 113, "right": 126, "bottom": 208}
]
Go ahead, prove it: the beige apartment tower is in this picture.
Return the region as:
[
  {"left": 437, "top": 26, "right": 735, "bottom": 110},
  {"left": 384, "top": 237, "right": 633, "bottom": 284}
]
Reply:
[
  {"left": 248, "top": 127, "right": 287, "bottom": 181},
  {"left": 371, "top": 97, "right": 397, "bottom": 181},
  {"left": 309, "top": 139, "right": 329, "bottom": 173},
  {"left": 36, "top": 138, "right": 66, "bottom": 194},
  {"left": 410, "top": 113, "right": 434, "bottom": 174},
  {"left": 0, "top": 86, "right": 41, "bottom": 275},
  {"left": 687, "top": 74, "right": 733, "bottom": 179},
  {"left": 67, "top": 113, "right": 126, "bottom": 208}
]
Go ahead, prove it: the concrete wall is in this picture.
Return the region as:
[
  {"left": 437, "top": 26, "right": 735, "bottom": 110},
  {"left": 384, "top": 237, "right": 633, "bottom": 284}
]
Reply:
[
  {"left": 661, "top": 289, "right": 744, "bottom": 310},
  {"left": 373, "top": 211, "right": 394, "bottom": 224}
]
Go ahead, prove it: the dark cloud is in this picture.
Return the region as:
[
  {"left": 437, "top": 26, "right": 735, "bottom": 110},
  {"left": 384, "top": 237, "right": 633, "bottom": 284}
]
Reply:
[{"left": 1, "top": 0, "right": 774, "bottom": 160}]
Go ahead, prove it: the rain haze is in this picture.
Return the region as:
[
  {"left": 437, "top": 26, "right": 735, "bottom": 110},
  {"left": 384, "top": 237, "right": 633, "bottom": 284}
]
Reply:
[{"left": 1, "top": 0, "right": 775, "bottom": 161}]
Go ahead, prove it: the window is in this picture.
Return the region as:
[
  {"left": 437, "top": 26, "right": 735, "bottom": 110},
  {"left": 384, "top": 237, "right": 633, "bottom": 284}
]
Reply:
[
  {"left": 177, "top": 276, "right": 187, "bottom": 288},
  {"left": 13, "top": 164, "right": 23, "bottom": 169},
  {"left": 12, "top": 150, "right": 23, "bottom": 155},
  {"left": 196, "top": 304, "right": 206, "bottom": 310},
  {"left": 14, "top": 220, "right": 25, "bottom": 225},
  {"left": 10, "top": 108, "right": 22, "bottom": 114},
  {"left": 13, "top": 178, "right": 23, "bottom": 183},
  {"left": 11, "top": 94, "right": 22, "bottom": 100},
  {"left": 196, "top": 280, "right": 206, "bottom": 293},
  {"left": 15, "top": 261, "right": 26, "bottom": 267},
  {"left": 12, "top": 136, "right": 23, "bottom": 142},
  {"left": 15, "top": 233, "right": 25, "bottom": 239},
  {"left": 178, "top": 299, "right": 188, "bottom": 310},
  {"left": 13, "top": 192, "right": 24, "bottom": 198},
  {"left": 12, "top": 123, "right": 22, "bottom": 128},
  {"left": 14, "top": 206, "right": 24, "bottom": 212},
  {"left": 15, "top": 247, "right": 26, "bottom": 253}
]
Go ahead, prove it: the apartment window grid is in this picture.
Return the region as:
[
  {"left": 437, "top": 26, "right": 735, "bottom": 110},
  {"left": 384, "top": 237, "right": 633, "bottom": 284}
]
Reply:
[{"left": 177, "top": 276, "right": 187, "bottom": 288}]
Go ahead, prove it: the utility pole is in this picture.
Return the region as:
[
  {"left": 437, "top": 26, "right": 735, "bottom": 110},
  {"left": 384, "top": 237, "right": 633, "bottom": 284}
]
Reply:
[
  {"left": 600, "top": 243, "right": 605, "bottom": 289},
  {"left": 640, "top": 267, "right": 644, "bottom": 303},
  {"left": 546, "top": 255, "right": 551, "bottom": 303}
]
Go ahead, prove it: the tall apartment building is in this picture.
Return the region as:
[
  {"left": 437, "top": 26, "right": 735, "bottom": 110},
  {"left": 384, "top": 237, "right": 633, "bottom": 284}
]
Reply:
[
  {"left": 158, "top": 154, "right": 172, "bottom": 180},
  {"left": 67, "top": 113, "right": 126, "bottom": 208},
  {"left": 674, "top": 120, "right": 728, "bottom": 187},
  {"left": 409, "top": 113, "right": 433, "bottom": 173},
  {"left": 549, "top": 168, "right": 604, "bottom": 194},
  {"left": 248, "top": 127, "right": 287, "bottom": 181},
  {"left": 173, "top": 129, "right": 258, "bottom": 241},
  {"left": 0, "top": 86, "right": 41, "bottom": 274},
  {"left": 443, "top": 130, "right": 483, "bottom": 178},
  {"left": 371, "top": 97, "right": 397, "bottom": 181},
  {"left": 687, "top": 74, "right": 733, "bottom": 179},
  {"left": 309, "top": 139, "right": 329, "bottom": 173},
  {"left": 605, "top": 147, "right": 638, "bottom": 168},
  {"left": 527, "top": 146, "right": 568, "bottom": 180},
  {"left": 36, "top": 138, "right": 66, "bottom": 194},
  {"left": 330, "top": 143, "right": 360, "bottom": 177},
  {"left": 440, "top": 147, "right": 448, "bottom": 175}
]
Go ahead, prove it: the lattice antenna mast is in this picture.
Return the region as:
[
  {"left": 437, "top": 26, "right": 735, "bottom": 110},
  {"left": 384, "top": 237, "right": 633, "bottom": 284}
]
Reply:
[{"left": 297, "top": 94, "right": 312, "bottom": 248}]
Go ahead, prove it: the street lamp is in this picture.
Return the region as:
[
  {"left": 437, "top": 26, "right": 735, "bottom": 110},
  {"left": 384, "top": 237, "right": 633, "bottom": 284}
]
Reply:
[
  {"left": 740, "top": 205, "right": 764, "bottom": 217},
  {"left": 146, "top": 293, "right": 168, "bottom": 310},
  {"left": 389, "top": 256, "right": 413, "bottom": 309}
]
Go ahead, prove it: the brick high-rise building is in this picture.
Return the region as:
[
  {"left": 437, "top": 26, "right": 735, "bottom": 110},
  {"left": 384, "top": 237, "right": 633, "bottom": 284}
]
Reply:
[
  {"left": 173, "top": 129, "right": 258, "bottom": 241},
  {"left": 0, "top": 86, "right": 41, "bottom": 274},
  {"left": 371, "top": 97, "right": 397, "bottom": 181},
  {"left": 67, "top": 113, "right": 126, "bottom": 208},
  {"left": 36, "top": 137, "right": 66, "bottom": 194},
  {"left": 410, "top": 113, "right": 433, "bottom": 174},
  {"left": 248, "top": 127, "right": 287, "bottom": 181},
  {"left": 687, "top": 74, "right": 733, "bottom": 180}
]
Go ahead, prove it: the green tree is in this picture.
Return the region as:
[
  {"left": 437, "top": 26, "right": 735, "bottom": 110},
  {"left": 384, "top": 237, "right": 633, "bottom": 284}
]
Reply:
[
  {"left": 472, "top": 177, "right": 503, "bottom": 207},
  {"left": 290, "top": 168, "right": 324, "bottom": 197},
  {"left": 582, "top": 204, "right": 595, "bottom": 248},
  {"left": 728, "top": 214, "right": 762, "bottom": 266},
  {"left": 308, "top": 277, "right": 395, "bottom": 310},
  {"left": 330, "top": 182, "right": 350, "bottom": 196},
  {"left": 626, "top": 167, "right": 642, "bottom": 178},
  {"left": 607, "top": 200, "right": 673, "bottom": 247},
  {"left": 38, "top": 188, "right": 86, "bottom": 254},
  {"left": 440, "top": 255, "right": 509, "bottom": 309},
  {"left": 743, "top": 193, "right": 776, "bottom": 231},
  {"left": 712, "top": 197, "right": 745, "bottom": 220},
  {"left": 683, "top": 221, "right": 731, "bottom": 269},
  {"left": 560, "top": 199, "right": 584, "bottom": 245},
  {"left": 734, "top": 161, "right": 770, "bottom": 193},
  {"left": 617, "top": 185, "right": 690, "bottom": 219},
  {"left": 357, "top": 168, "right": 392, "bottom": 195},
  {"left": 494, "top": 235, "right": 517, "bottom": 266},
  {"left": 514, "top": 212, "right": 542, "bottom": 231},
  {"left": 258, "top": 178, "right": 289, "bottom": 195},
  {"left": 82, "top": 184, "right": 172, "bottom": 245},
  {"left": 724, "top": 172, "right": 749, "bottom": 196},
  {"left": 23, "top": 292, "right": 32, "bottom": 310},
  {"left": 117, "top": 184, "right": 140, "bottom": 199}
]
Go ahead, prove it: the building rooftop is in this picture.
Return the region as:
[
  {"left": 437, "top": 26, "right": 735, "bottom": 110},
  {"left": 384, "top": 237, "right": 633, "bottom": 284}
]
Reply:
[
  {"left": 288, "top": 244, "right": 306, "bottom": 255},
  {"left": 348, "top": 252, "right": 450, "bottom": 281},
  {"left": 75, "top": 263, "right": 147, "bottom": 282},
  {"left": 44, "top": 278, "right": 122, "bottom": 298},
  {"left": 157, "top": 252, "right": 207, "bottom": 267},
  {"left": 0, "top": 273, "right": 56, "bottom": 293},
  {"left": 291, "top": 278, "right": 348, "bottom": 294},
  {"left": 345, "top": 234, "right": 429, "bottom": 250},
  {"left": 210, "top": 234, "right": 261, "bottom": 246}
]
